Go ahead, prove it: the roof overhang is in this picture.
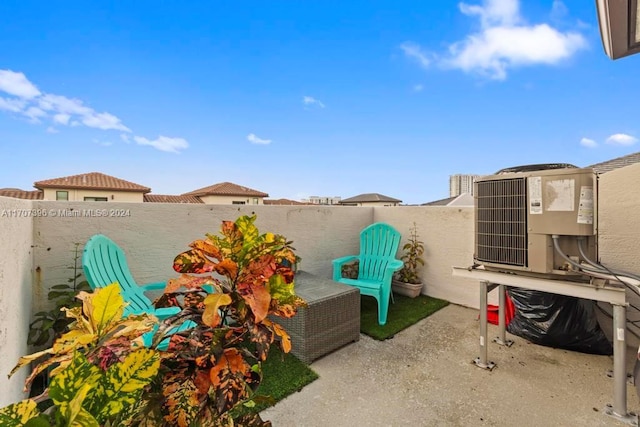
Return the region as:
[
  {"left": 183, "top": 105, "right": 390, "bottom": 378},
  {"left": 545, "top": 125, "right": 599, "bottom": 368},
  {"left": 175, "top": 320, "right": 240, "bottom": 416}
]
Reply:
[{"left": 596, "top": 0, "right": 640, "bottom": 59}]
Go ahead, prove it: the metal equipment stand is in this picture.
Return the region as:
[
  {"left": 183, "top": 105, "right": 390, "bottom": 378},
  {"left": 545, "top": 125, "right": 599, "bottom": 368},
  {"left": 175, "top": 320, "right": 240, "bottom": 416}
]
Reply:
[{"left": 452, "top": 267, "right": 637, "bottom": 426}]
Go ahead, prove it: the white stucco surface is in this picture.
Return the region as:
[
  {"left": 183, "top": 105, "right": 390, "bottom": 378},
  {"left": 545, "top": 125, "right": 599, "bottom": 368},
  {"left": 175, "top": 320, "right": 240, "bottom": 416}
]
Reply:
[
  {"left": 0, "top": 197, "right": 34, "bottom": 406},
  {"left": 374, "top": 206, "right": 484, "bottom": 308},
  {"left": 30, "top": 203, "right": 372, "bottom": 313},
  {"left": 598, "top": 162, "right": 640, "bottom": 273}
]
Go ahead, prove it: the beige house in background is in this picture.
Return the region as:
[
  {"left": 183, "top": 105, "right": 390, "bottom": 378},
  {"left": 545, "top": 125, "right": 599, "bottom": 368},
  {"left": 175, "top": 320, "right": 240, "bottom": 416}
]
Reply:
[
  {"left": 182, "top": 182, "right": 269, "bottom": 205},
  {"left": 339, "top": 193, "right": 402, "bottom": 207},
  {"left": 33, "top": 172, "right": 150, "bottom": 202},
  {"left": 0, "top": 174, "right": 270, "bottom": 205}
]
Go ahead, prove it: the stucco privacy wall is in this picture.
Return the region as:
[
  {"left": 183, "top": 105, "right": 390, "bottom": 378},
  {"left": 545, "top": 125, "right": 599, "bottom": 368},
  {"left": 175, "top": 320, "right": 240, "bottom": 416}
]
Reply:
[
  {"left": 596, "top": 163, "right": 640, "bottom": 348},
  {"left": 30, "top": 202, "right": 373, "bottom": 314},
  {"left": 30, "top": 202, "right": 485, "bottom": 314},
  {"left": 598, "top": 162, "right": 640, "bottom": 273},
  {"left": 0, "top": 196, "right": 34, "bottom": 406},
  {"left": 373, "top": 206, "right": 483, "bottom": 309}
]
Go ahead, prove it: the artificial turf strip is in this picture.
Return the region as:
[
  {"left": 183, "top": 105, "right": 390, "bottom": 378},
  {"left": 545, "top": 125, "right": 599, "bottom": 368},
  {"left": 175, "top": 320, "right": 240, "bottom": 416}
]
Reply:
[
  {"left": 360, "top": 293, "right": 450, "bottom": 340},
  {"left": 252, "top": 345, "right": 319, "bottom": 413}
]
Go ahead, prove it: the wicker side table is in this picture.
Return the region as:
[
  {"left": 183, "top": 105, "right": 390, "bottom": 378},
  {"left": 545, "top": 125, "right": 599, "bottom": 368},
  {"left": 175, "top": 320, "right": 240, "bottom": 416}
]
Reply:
[{"left": 273, "top": 271, "right": 360, "bottom": 364}]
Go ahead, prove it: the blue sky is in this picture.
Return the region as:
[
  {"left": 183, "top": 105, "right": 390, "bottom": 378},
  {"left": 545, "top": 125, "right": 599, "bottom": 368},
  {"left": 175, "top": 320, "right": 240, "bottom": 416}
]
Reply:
[{"left": 0, "top": 0, "right": 638, "bottom": 204}]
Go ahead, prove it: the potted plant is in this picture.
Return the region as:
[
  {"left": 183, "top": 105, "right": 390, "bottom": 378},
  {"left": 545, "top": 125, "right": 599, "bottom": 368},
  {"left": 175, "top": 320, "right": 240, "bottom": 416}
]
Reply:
[{"left": 392, "top": 222, "right": 425, "bottom": 298}]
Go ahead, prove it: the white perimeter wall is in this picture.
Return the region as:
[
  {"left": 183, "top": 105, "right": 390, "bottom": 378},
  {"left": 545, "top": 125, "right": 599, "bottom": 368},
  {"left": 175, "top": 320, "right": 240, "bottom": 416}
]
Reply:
[
  {"left": 598, "top": 162, "right": 640, "bottom": 272},
  {"left": 30, "top": 203, "right": 374, "bottom": 314},
  {"left": 0, "top": 197, "right": 34, "bottom": 406},
  {"left": 0, "top": 198, "right": 496, "bottom": 404},
  {"left": 374, "top": 206, "right": 481, "bottom": 308}
]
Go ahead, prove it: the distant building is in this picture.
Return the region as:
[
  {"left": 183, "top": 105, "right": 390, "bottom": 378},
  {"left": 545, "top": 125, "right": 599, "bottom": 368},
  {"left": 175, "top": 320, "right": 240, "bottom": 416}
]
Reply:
[
  {"left": 0, "top": 188, "right": 43, "bottom": 200},
  {"left": 34, "top": 172, "right": 150, "bottom": 202},
  {"left": 263, "top": 198, "right": 309, "bottom": 205},
  {"left": 304, "top": 196, "right": 342, "bottom": 205},
  {"left": 182, "top": 182, "right": 268, "bottom": 205},
  {"left": 339, "top": 193, "right": 401, "bottom": 207},
  {"left": 449, "top": 174, "right": 479, "bottom": 197}
]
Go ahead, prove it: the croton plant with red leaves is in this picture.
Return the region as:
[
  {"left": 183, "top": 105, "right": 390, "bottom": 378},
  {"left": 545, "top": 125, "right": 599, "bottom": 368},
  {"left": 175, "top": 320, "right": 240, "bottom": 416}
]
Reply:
[{"left": 130, "top": 214, "right": 306, "bottom": 427}]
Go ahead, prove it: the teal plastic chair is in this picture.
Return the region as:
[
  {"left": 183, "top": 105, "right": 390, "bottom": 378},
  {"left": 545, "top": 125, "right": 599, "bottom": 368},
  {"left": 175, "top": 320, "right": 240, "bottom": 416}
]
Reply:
[
  {"left": 82, "top": 234, "right": 184, "bottom": 349},
  {"left": 332, "top": 222, "right": 403, "bottom": 325}
]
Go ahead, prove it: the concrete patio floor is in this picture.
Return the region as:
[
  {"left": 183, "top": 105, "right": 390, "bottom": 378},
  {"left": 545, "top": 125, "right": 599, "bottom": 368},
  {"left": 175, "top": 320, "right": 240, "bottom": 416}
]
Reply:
[{"left": 261, "top": 304, "right": 640, "bottom": 427}]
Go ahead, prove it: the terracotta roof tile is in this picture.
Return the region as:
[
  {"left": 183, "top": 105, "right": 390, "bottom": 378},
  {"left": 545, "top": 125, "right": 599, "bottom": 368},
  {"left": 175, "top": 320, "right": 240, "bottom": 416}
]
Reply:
[
  {"left": 182, "top": 182, "right": 268, "bottom": 197},
  {"left": 0, "top": 189, "right": 43, "bottom": 200},
  {"left": 144, "top": 194, "right": 204, "bottom": 204},
  {"left": 339, "top": 193, "right": 402, "bottom": 204},
  {"left": 34, "top": 172, "right": 151, "bottom": 193}
]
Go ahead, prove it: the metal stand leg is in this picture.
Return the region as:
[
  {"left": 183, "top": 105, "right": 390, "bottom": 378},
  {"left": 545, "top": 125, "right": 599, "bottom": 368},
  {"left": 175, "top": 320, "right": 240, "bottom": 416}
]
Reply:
[
  {"left": 474, "top": 280, "right": 495, "bottom": 370},
  {"left": 494, "top": 284, "right": 514, "bottom": 347},
  {"left": 605, "top": 304, "right": 638, "bottom": 425}
]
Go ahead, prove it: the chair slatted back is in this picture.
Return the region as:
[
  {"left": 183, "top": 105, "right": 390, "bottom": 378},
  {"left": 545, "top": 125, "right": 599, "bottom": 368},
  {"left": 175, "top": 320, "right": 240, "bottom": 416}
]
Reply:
[
  {"left": 358, "top": 223, "right": 402, "bottom": 281},
  {"left": 82, "top": 234, "right": 152, "bottom": 315}
]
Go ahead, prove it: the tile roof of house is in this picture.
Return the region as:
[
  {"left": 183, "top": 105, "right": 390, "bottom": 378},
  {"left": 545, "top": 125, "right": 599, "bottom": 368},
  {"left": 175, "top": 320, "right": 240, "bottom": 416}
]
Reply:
[
  {"left": 587, "top": 151, "right": 640, "bottom": 174},
  {"left": 144, "top": 194, "right": 204, "bottom": 204},
  {"left": 34, "top": 172, "right": 151, "bottom": 193},
  {"left": 263, "top": 198, "right": 308, "bottom": 205},
  {"left": 182, "top": 182, "right": 268, "bottom": 197},
  {"left": 339, "top": 193, "right": 402, "bottom": 204},
  {"left": 0, "top": 188, "right": 44, "bottom": 200},
  {"left": 421, "top": 196, "right": 458, "bottom": 206},
  {"left": 421, "top": 193, "right": 474, "bottom": 207}
]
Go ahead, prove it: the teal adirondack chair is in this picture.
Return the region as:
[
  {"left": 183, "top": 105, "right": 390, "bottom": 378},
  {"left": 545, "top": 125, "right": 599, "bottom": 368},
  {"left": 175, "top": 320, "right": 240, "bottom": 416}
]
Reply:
[
  {"left": 332, "top": 222, "right": 403, "bottom": 325},
  {"left": 82, "top": 234, "right": 184, "bottom": 349}
]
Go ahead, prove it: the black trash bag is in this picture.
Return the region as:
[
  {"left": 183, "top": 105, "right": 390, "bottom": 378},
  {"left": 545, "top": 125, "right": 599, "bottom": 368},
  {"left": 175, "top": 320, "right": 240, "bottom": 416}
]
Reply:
[{"left": 506, "top": 288, "right": 613, "bottom": 355}]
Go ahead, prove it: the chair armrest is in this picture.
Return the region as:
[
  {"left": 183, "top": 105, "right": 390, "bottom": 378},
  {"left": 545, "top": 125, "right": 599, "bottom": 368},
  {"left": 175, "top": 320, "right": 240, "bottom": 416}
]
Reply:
[
  {"left": 383, "top": 260, "right": 404, "bottom": 282},
  {"left": 152, "top": 306, "right": 182, "bottom": 321},
  {"left": 387, "top": 260, "right": 403, "bottom": 271},
  {"left": 140, "top": 281, "right": 167, "bottom": 292},
  {"left": 332, "top": 255, "right": 359, "bottom": 281}
]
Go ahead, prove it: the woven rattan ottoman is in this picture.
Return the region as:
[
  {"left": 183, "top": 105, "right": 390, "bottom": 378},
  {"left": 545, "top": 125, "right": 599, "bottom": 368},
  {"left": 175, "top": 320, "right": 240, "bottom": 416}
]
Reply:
[{"left": 274, "top": 271, "right": 360, "bottom": 364}]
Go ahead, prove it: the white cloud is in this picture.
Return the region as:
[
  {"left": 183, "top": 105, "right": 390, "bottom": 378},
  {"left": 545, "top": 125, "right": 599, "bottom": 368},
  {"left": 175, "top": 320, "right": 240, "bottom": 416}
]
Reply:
[
  {"left": 133, "top": 135, "right": 189, "bottom": 153},
  {"left": 459, "top": 0, "right": 520, "bottom": 27},
  {"left": 0, "top": 70, "right": 41, "bottom": 99},
  {"left": 580, "top": 137, "right": 597, "bottom": 148},
  {"left": 413, "top": 84, "right": 424, "bottom": 92},
  {"left": 38, "top": 94, "right": 92, "bottom": 116},
  {"left": 247, "top": 133, "right": 272, "bottom": 145},
  {"left": 24, "top": 106, "right": 46, "bottom": 121},
  {"left": 400, "top": 42, "right": 431, "bottom": 69},
  {"left": 81, "top": 111, "right": 130, "bottom": 132},
  {"left": 606, "top": 133, "right": 638, "bottom": 146},
  {"left": 303, "top": 96, "right": 325, "bottom": 108},
  {"left": 0, "top": 97, "right": 26, "bottom": 113},
  {"left": 407, "top": 0, "right": 587, "bottom": 80},
  {"left": 0, "top": 69, "right": 187, "bottom": 152},
  {"left": 53, "top": 113, "right": 70, "bottom": 125},
  {"left": 120, "top": 133, "right": 131, "bottom": 143}
]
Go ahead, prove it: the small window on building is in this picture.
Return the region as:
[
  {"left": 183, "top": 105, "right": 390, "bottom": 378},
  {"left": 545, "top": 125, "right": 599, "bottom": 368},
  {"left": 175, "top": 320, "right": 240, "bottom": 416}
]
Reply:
[
  {"left": 84, "top": 197, "right": 108, "bottom": 202},
  {"left": 232, "top": 201, "right": 246, "bottom": 205},
  {"left": 253, "top": 198, "right": 259, "bottom": 205},
  {"left": 56, "top": 191, "right": 69, "bottom": 201}
]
